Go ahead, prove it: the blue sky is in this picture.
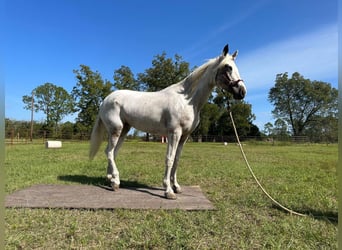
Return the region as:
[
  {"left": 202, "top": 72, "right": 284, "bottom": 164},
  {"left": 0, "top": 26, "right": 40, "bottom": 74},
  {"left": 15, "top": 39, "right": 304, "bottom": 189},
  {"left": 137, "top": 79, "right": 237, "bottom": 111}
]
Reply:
[{"left": 3, "top": 0, "right": 338, "bottom": 130}]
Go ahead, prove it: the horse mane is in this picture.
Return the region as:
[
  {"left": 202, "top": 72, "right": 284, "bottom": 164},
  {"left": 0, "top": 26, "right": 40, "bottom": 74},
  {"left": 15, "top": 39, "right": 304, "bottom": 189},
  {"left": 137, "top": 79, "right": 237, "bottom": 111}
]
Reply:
[{"left": 181, "top": 56, "right": 223, "bottom": 97}]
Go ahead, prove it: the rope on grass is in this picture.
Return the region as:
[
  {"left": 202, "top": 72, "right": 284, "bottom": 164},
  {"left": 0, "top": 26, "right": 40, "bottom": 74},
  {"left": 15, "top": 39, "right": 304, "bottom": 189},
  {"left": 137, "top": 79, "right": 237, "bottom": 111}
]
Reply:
[{"left": 228, "top": 109, "right": 307, "bottom": 217}]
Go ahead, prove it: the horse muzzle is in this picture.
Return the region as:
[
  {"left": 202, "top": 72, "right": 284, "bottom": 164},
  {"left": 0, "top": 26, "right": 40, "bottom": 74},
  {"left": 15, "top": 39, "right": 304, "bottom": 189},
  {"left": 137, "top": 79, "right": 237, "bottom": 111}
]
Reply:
[
  {"left": 232, "top": 79, "right": 246, "bottom": 100},
  {"left": 233, "top": 88, "right": 246, "bottom": 100}
]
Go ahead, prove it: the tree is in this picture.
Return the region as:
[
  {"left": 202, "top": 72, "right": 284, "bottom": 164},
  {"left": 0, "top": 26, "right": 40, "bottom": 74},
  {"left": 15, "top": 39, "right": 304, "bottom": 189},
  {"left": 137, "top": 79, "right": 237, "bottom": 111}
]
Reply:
[
  {"left": 209, "top": 90, "right": 256, "bottom": 137},
  {"left": 268, "top": 72, "right": 338, "bottom": 136},
  {"left": 217, "top": 101, "right": 255, "bottom": 137},
  {"left": 304, "top": 115, "right": 338, "bottom": 143},
  {"left": 113, "top": 65, "right": 140, "bottom": 90},
  {"left": 273, "top": 118, "right": 289, "bottom": 137},
  {"left": 263, "top": 122, "right": 274, "bottom": 137},
  {"left": 60, "top": 121, "right": 76, "bottom": 139},
  {"left": 22, "top": 82, "right": 74, "bottom": 135},
  {"left": 137, "top": 52, "right": 190, "bottom": 91},
  {"left": 192, "top": 103, "right": 221, "bottom": 136},
  {"left": 71, "top": 65, "right": 113, "bottom": 134}
]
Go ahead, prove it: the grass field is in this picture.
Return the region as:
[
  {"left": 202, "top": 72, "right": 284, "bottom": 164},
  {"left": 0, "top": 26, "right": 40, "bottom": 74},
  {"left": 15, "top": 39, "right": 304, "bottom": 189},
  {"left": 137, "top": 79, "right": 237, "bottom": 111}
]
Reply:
[{"left": 5, "top": 141, "right": 337, "bottom": 249}]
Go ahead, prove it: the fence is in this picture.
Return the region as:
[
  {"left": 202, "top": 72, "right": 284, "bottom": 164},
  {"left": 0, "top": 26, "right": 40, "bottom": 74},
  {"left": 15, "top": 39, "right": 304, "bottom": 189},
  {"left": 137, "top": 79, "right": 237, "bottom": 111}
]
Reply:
[
  {"left": 5, "top": 128, "right": 91, "bottom": 144},
  {"left": 4, "top": 127, "right": 313, "bottom": 145}
]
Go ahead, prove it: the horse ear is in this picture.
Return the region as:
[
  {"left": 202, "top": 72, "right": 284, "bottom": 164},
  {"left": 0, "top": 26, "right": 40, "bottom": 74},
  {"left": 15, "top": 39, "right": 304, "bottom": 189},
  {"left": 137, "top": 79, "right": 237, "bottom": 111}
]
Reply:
[
  {"left": 223, "top": 44, "right": 229, "bottom": 56},
  {"left": 232, "top": 50, "right": 238, "bottom": 60}
]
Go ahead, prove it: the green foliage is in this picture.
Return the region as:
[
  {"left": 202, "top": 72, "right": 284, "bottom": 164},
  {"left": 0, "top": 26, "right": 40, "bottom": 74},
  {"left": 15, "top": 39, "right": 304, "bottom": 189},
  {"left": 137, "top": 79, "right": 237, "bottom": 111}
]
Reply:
[
  {"left": 22, "top": 82, "right": 74, "bottom": 135},
  {"left": 113, "top": 65, "right": 140, "bottom": 90},
  {"left": 207, "top": 90, "right": 257, "bottom": 137},
  {"left": 192, "top": 103, "right": 221, "bottom": 136},
  {"left": 5, "top": 119, "right": 31, "bottom": 138},
  {"left": 59, "top": 121, "right": 76, "bottom": 139},
  {"left": 71, "top": 65, "right": 113, "bottom": 133},
  {"left": 268, "top": 72, "right": 338, "bottom": 137},
  {"left": 5, "top": 142, "right": 337, "bottom": 249},
  {"left": 263, "top": 119, "right": 290, "bottom": 138},
  {"left": 305, "top": 115, "right": 338, "bottom": 143},
  {"left": 137, "top": 52, "right": 190, "bottom": 91},
  {"left": 220, "top": 101, "right": 256, "bottom": 137}
]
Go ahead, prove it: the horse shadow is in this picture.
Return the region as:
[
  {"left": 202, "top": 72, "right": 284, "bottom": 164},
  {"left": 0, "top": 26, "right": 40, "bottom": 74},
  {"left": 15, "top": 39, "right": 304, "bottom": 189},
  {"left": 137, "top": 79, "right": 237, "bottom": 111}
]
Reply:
[
  {"left": 272, "top": 205, "right": 338, "bottom": 224},
  {"left": 57, "top": 175, "right": 165, "bottom": 198}
]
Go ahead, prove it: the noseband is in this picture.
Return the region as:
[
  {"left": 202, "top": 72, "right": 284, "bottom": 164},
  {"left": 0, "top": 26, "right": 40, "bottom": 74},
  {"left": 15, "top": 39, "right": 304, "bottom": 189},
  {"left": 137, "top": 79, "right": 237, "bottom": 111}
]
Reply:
[
  {"left": 230, "top": 79, "right": 244, "bottom": 86},
  {"left": 225, "top": 70, "right": 243, "bottom": 87},
  {"left": 219, "top": 78, "right": 245, "bottom": 100}
]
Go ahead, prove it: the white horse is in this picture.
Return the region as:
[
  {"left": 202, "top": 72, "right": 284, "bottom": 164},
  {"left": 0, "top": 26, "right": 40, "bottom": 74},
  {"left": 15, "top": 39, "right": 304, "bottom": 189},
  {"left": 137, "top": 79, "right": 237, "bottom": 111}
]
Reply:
[{"left": 89, "top": 44, "right": 246, "bottom": 199}]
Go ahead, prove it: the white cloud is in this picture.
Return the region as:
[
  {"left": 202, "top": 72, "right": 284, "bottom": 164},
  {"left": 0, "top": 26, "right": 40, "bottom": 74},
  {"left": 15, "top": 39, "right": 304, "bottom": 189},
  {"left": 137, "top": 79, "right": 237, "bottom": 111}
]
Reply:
[{"left": 238, "top": 24, "right": 338, "bottom": 90}]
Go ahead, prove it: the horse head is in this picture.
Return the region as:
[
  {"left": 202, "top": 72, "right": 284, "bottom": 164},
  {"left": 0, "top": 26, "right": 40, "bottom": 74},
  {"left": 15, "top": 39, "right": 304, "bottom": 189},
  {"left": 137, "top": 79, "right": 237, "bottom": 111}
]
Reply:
[{"left": 215, "top": 44, "right": 246, "bottom": 100}]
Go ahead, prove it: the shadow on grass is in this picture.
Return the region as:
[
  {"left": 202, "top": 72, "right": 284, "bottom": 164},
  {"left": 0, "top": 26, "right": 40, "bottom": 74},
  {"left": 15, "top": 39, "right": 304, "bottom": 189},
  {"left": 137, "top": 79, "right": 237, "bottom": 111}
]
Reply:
[
  {"left": 58, "top": 175, "right": 165, "bottom": 198},
  {"left": 272, "top": 205, "right": 338, "bottom": 224}
]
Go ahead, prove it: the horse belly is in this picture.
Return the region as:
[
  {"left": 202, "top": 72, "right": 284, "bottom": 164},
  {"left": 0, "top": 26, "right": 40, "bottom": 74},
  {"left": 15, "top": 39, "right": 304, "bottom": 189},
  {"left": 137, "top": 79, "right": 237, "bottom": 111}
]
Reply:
[
  {"left": 120, "top": 94, "right": 169, "bottom": 134},
  {"left": 125, "top": 110, "right": 168, "bottom": 134}
]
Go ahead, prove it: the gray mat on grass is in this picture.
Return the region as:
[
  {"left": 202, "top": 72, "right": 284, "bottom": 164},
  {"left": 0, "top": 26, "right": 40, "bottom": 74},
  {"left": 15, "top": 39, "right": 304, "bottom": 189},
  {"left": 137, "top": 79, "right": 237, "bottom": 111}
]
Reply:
[{"left": 5, "top": 184, "right": 215, "bottom": 210}]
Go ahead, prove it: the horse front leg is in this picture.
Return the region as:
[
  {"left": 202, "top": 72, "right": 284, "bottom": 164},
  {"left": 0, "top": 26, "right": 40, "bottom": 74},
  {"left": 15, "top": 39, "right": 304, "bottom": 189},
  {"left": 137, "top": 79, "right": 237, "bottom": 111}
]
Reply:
[
  {"left": 163, "top": 130, "right": 181, "bottom": 200},
  {"left": 170, "top": 135, "right": 188, "bottom": 194}
]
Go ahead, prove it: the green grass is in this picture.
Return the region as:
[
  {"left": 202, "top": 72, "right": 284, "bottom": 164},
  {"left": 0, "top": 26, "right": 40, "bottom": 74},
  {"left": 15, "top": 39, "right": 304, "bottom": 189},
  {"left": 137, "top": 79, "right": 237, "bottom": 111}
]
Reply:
[{"left": 5, "top": 141, "right": 337, "bottom": 249}]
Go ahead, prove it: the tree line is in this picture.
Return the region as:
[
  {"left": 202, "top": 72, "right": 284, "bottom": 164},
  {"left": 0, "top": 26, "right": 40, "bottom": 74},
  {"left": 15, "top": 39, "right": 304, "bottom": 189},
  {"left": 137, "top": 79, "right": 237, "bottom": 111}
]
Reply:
[
  {"left": 6, "top": 52, "right": 338, "bottom": 143},
  {"left": 266, "top": 72, "right": 337, "bottom": 142}
]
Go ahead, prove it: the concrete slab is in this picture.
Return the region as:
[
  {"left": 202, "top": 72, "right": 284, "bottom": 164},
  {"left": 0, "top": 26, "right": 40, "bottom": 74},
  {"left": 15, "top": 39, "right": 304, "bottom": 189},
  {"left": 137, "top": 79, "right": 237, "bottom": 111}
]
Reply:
[{"left": 5, "top": 184, "right": 215, "bottom": 210}]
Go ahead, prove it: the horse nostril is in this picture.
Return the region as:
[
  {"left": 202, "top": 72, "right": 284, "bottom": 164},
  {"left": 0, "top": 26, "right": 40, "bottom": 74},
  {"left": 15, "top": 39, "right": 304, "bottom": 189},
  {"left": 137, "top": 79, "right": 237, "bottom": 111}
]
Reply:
[{"left": 239, "top": 89, "right": 246, "bottom": 99}]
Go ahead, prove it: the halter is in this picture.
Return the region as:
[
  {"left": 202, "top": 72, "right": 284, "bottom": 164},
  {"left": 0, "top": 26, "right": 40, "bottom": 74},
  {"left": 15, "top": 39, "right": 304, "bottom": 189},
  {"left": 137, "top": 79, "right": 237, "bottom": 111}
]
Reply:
[
  {"left": 219, "top": 78, "right": 245, "bottom": 106},
  {"left": 224, "top": 68, "right": 244, "bottom": 87},
  {"left": 230, "top": 79, "right": 244, "bottom": 86}
]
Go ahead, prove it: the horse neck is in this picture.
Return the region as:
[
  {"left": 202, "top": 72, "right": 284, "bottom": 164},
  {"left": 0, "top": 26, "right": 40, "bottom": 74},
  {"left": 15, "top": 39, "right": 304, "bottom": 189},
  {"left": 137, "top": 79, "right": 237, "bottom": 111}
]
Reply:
[{"left": 182, "top": 61, "right": 216, "bottom": 110}]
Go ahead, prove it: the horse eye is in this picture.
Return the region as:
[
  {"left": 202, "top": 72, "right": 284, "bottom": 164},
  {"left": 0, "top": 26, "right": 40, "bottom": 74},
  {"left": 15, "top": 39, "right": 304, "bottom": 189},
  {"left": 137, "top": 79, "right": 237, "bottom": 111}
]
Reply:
[{"left": 225, "top": 64, "right": 232, "bottom": 71}]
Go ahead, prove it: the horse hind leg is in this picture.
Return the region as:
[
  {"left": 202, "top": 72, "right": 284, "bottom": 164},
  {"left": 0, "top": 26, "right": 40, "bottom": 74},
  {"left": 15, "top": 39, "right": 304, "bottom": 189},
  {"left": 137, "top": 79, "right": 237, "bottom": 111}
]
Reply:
[
  {"left": 106, "top": 123, "right": 131, "bottom": 191},
  {"left": 106, "top": 134, "right": 121, "bottom": 191},
  {"left": 114, "top": 124, "right": 131, "bottom": 158}
]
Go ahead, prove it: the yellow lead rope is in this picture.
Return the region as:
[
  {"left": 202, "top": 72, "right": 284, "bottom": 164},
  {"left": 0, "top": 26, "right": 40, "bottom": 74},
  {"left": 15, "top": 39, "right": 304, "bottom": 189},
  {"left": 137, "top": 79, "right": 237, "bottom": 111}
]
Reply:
[{"left": 229, "top": 110, "right": 307, "bottom": 217}]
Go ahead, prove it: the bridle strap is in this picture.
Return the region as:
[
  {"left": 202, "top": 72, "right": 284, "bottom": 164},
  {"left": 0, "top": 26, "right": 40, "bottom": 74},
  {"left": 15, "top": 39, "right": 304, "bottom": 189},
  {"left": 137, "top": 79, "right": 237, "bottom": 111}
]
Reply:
[{"left": 231, "top": 79, "right": 244, "bottom": 86}]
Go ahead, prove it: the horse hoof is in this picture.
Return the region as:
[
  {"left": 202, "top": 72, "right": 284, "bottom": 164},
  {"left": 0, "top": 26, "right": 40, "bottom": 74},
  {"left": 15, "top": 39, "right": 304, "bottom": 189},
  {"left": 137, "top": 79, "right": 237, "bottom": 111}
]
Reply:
[
  {"left": 173, "top": 186, "right": 182, "bottom": 194},
  {"left": 111, "top": 182, "right": 120, "bottom": 191},
  {"left": 165, "top": 192, "right": 177, "bottom": 200}
]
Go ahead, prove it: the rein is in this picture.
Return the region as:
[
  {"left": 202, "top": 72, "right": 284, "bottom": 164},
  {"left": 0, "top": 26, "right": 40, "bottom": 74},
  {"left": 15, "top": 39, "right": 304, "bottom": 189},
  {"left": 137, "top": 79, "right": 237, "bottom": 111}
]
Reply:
[{"left": 226, "top": 102, "right": 307, "bottom": 217}]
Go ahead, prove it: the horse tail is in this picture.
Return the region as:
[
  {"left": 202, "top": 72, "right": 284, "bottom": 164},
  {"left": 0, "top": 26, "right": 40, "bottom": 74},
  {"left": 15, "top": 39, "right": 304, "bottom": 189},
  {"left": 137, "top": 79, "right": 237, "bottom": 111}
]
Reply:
[{"left": 89, "top": 115, "right": 105, "bottom": 160}]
